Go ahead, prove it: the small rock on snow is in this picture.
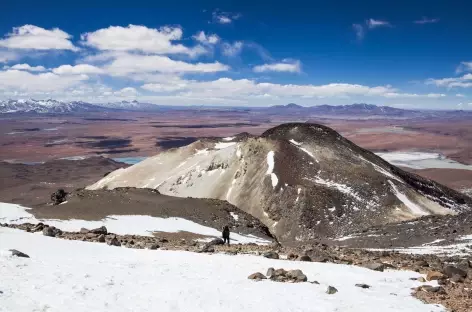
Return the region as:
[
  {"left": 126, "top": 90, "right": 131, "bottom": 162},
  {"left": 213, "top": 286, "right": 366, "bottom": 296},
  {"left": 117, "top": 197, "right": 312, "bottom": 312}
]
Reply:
[
  {"left": 248, "top": 272, "right": 267, "bottom": 280},
  {"left": 9, "top": 249, "right": 30, "bottom": 258},
  {"left": 263, "top": 251, "right": 279, "bottom": 259},
  {"left": 326, "top": 286, "right": 338, "bottom": 294}
]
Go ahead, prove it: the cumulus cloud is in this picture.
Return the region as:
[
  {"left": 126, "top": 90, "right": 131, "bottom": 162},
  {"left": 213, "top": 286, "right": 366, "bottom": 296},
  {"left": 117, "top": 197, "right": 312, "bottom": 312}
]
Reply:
[
  {"left": 0, "top": 25, "right": 78, "bottom": 51},
  {"left": 80, "top": 25, "right": 207, "bottom": 57},
  {"left": 4, "top": 63, "right": 46, "bottom": 72},
  {"left": 140, "top": 77, "right": 443, "bottom": 101},
  {"left": 103, "top": 53, "right": 230, "bottom": 75},
  {"left": 0, "top": 69, "right": 87, "bottom": 92},
  {"left": 253, "top": 60, "right": 301, "bottom": 73},
  {"left": 414, "top": 17, "right": 440, "bottom": 24},
  {"left": 222, "top": 41, "right": 243, "bottom": 56},
  {"left": 52, "top": 64, "right": 104, "bottom": 75},
  {"left": 193, "top": 31, "right": 219, "bottom": 45},
  {"left": 366, "top": 19, "right": 392, "bottom": 29}
]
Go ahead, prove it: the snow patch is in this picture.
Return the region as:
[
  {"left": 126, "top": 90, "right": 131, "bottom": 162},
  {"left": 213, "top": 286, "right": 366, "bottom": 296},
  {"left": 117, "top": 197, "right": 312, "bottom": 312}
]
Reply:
[
  {"left": 289, "top": 139, "right": 302, "bottom": 146},
  {"left": 214, "top": 142, "right": 237, "bottom": 149},
  {"left": 230, "top": 212, "right": 239, "bottom": 221},
  {"left": 388, "top": 181, "right": 428, "bottom": 216},
  {"left": 266, "top": 151, "right": 278, "bottom": 188},
  {"left": 222, "top": 136, "right": 235, "bottom": 141}
]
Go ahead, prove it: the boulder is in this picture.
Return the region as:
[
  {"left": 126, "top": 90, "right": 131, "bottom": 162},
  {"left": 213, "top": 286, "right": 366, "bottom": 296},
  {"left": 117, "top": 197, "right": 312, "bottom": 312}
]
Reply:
[
  {"left": 108, "top": 236, "right": 121, "bottom": 247},
  {"left": 201, "top": 238, "right": 224, "bottom": 252},
  {"left": 364, "top": 262, "right": 385, "bottom": 272},
  {"left": 286, "top": 269, "right": 307, "bottom": 282},
  {"left": 248, "top": 272, "right": 267, "bottom": 280},
  {"left": 417, "top": 277, "right": 426, "bottom": 282},
  {"left": 355, "top": 284, "right": 371, "bottom": 289},
  {"left": 450, "top": 274, "right": 465, "bottom": 283},
  {"left": 50, "top": 189, "right": 68, "bottom": 205},
  {"left": 90, "top": 226, "right": 107, "bottom": 235},
  {"left": 326, "top": 286, "right": 338, "bottom": 294},
  {"left": 443, "top": 265, "right": 467, "bottom": 278},
  {"left": 98, "top": 234, "right": 106, "bottom": 243},
  {"left": 287, "top": 253, "right": 298, "bottom": 260},
  {"left": 148, "top": 243, "right": 160, "bottom": 250},
  {"left": 298, "top": 255, "right": 312, "bottom": 262},
  {"left": 456, "top": 259, "right": 471, "bottom": 272},
  {"left": 266, "top": 267, "right": 275, "bottom": 278},
  {"left": 42, "top": 226, "right": 61, "bottom": 237},
  {"left": 31, "top": 223, "right": 44, "bottom": 232},
  {"left": 263, "top": 251, "right": 279, "bottom": 259},
  {"left": 9, "top": 249, "right": 30, "bottom": 258},
  {"left": 426, "top": 271, "right": 445, "bottom": 281},
  {"left": 79, "top": 228, "right": 89, "bottom": 234}
]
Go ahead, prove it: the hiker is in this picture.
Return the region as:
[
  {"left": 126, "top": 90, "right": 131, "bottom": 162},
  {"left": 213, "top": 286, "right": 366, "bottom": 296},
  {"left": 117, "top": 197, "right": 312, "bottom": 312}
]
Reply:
[{"left": 222, "top": 225, "right": 230, "bottom": 245}]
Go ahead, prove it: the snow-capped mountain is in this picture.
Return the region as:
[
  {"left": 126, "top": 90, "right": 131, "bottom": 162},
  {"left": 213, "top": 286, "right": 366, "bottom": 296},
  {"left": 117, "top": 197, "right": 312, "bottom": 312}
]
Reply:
[
  {"left": 95, "top": 100, "right": 162, "bottom": 111},
  {"left": 0, "top": 99, "right": 108, "bottom": 114},
  {"left": 87, "top": 123, "right": 472, "bottom": 244}
]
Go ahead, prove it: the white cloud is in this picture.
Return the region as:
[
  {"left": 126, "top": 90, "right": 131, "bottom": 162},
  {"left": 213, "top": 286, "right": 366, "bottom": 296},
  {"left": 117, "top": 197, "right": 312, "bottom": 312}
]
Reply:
[
  {"left": 426, "top": 73, "right": 472, "bottom": 88},
  {"left": 253, "top": 60, "right": 301, "bottom": 73},
  {"left": 140, "top": 77, "right": 443, "bottom": 101},
  {"left": 52, "top": 64, "right": 104, "bottom": 75},
  {"left": 222, "top": 41, "right": 243, "bottom": 56},
  {"left": 0, "top": 25, "right": 78, "bottom": 51},
  {"left": 4, "top": 63, "right": 46, "bottom": 72},
  {"left": 414, "top": 17, "right": 440, "bottom": 24},
  {"left": 456, "top": 93, "right": 465, "bottom": 97},
  {"left": 114, "top": 87, "right": 138, "bottom": 97},
  {"left": 0, "top": 69, "right": 87, "bottom": 92},
  {"left": 456, "top": 61, "right": 472, "bottom": 74},
  {"left": 212, "top": 11, "right": 240, "bottom": 24},
  {"left": 193, "top": 31, "right": 219, "bottom": 45},
  {"left": 103, "top": 53, "right": 230, "bottom": 75},
  {"left": 352, "top": 24, "right": 365, "bottom": 41},
  {"left": 366, "top": 19, "right": 392, "bottom": 29},
  {"left": 80, "top": 25, "right": 206, "bottom": 57}
]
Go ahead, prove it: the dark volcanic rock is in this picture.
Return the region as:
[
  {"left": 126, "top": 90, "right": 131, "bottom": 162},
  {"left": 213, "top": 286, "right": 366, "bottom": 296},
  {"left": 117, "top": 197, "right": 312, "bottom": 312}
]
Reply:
[
  {"left": 326, "top": 286, "right": 338, "bottom": 294},
  {"left": 108, "top": 236, "right": 121, "bottom": 247},
  {"left": 443, "top": 265, "right": 467, "bottom": 278},
  {"left": 248, "top": 272, "right": 267, "bottom": 280},
  {"left": 90, "top": 226, "right": 107, "bottom": 235},
  {"left": 50, "top": 189, "right": 68, "bottom": 205},
  {"left": 9, "top": 249, "right": 30, "bottom": 258},
  {"left": 263, "top": 251, "right": 279, "bottom": 259}
]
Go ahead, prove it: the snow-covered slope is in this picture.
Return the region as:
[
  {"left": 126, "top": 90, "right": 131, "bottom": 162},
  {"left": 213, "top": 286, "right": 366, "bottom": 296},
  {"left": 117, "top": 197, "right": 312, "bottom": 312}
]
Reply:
[
  {"left": 0, "top": 227, "right": 444, "bottom": 312},
  {"left": 87, "top": 123, "right": 472, "bottom": 244},
  {"left": 0, "top": 202, "right": 270, "bottom": 244},
  {"left": 0, "top": 99, "right": 108, "bottom": 114}
]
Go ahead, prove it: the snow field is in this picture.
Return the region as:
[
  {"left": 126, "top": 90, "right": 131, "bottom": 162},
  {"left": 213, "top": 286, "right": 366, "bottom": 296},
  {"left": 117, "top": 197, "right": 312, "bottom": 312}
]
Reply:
[
  {"left": 0, "top": 202, "right": 270, "bottom": 245},
  {"left": 0, "top": 227, "right": 445, "bottom": 312}
]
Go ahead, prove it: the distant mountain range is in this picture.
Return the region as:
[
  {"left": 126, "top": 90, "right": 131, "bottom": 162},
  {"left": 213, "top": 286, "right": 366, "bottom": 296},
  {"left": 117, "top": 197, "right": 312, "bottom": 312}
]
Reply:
[{"left": 1, "top": 99, "right": 471, "bottom": 119}]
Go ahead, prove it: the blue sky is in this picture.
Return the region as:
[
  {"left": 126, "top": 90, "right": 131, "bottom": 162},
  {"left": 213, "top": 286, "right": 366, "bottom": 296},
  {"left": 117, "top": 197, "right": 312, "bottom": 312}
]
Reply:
[{"left": 0, "top": 0, "right": 471, "bottom": 109}]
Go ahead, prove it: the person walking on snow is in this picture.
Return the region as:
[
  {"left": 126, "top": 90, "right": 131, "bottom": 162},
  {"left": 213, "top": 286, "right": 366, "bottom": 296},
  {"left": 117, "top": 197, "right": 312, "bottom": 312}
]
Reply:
[{"left": 222, "top": 225, "right": 230, "bottom": 245}]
